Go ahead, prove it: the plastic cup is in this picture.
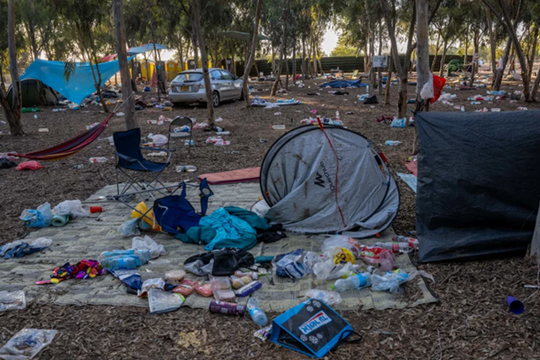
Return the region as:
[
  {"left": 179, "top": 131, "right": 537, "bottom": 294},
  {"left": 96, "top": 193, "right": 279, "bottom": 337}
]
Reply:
[
  {"left": 90, "top": 206, "right": 103, "bottom": 214},
  {"left": 506, "top": 296, "right": 524, "bottom": 314}
]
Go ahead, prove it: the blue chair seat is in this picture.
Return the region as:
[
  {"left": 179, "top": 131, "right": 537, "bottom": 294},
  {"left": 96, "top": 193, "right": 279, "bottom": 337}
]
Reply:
[{"left": 122, "top": 159, "right": 169, "bottom": 172}]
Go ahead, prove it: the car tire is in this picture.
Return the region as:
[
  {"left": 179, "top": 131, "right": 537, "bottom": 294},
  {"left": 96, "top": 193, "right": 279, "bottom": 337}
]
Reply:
[{"left": 212, "top": 91, "right": 220, "bottom": 108}]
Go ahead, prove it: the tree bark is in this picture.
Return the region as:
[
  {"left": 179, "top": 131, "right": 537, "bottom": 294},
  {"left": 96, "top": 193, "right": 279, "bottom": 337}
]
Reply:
[
  {"left": 439, "top": 38, "right": 448, "bottom": 77},
  {"left": 242, "top": 0, "right": 263, "bottom": 107},
  {"left": 292, "top": 40, "right": 297, "bottom": 85},
  {"left": 271, "top": 7, "right": 288, "bottom": 96},
  {"left": 113, "top": 0, "right": 136, "bottom": 129},
  {"left": 528, "top": 27, "right": 538, "bottom": 80},
  {"left": 193, "top": 0, "right": 214, "bottom": 126},
  {"left": 148, "top": 11, "right": 162, "bottom": 101},
  {"left": 378, "top": 20, "right": 383, "bottom": 95},
  {"left": 486, "top": 7, "right": 497, "bottom": 75},
  {"left": 192, "top": 27, "right": 199, "bottom": 69},
  {"left": 415, "top": 0, "right": 430, "bottom": 103},
  {"left": 385, "top": 49, "right": 393, "bottom": 105},
  {"left": 431, "top": 32, "right": 440, "bottom": 72},
  {"left": 312, "top": 36, "right": 317, "bottom": 77},
  {"left": 25, "top": 0, "right": 39, "bottom": 60},
  {"left": 469, "top": 28, "right": 479, "bottom": 87},
  {"left": 5, "top": 0, "right": 22, "bottom": 135}
]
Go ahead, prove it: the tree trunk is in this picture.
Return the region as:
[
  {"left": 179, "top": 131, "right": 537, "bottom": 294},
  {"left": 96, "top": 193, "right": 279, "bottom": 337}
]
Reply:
[
  {"left": 486, "top": 7, "right": 497, "bottom": 75},
  {"left": 493, "top": 38, "right": 511, "bottom": 90},
  {"left": 439, "top": 38, "right": 448, "bottom": 77},
  {"left": 25, "top": 0, "right": 39, "bottom": 60},
  {"left": 4, "top": 0, "right": 23, "bottom": 135},
  {"left": 378, "top": 20, "right": 383, "bottom": 95},
  {"left": 528, "top": 27, "right": 538, "bottom": 80},
  {"left": 397, "top": 76, "right": 408, "bottom": 118},
  {"left": 193, "top": 0, "right": 214, "bottom": 126},
  {"left": 271, "top": 44, "right": 276, "bottom": 75},
  {"left": 148, "top": 12, "right": 162, "bottom": 101},
  {"left": 113, "top": 0, "right": 136, "bottom": 130},
  {"left": 242, "top": 0, "right": 263, "bottom": 107},
  {"left": 301, "top": 36, "right": 306, "bottom": 81},
  {"left": 531, "top": 64, "right": 540, "bottom": 100},
  {"left": 431, "top": 32, "right": 440, "bottom": 72},
  {"left": 463, "top": 25, "right": 468, "bottom": 72},
  {"left": 192, "top": 28, "right": 199, "bottom": 69},
  {"left": 385, "top": 49, "right": 393, "bottom": 105},
  {"left": 415, "top": 0, "right": 430, "bottom": 103},
  {"left": 312, "top": 36, "right": 317, "bottom": 77},
  {"left": 271, "top": 8, "right": 288, "bottom": 96},
  {"left": 469, "top": 29, "right": 479, "bottom": 87},
  {"left": 292, "top": 40, "right": 297, "bottom": 85},
  {"left": 178, "top": 35, "right": 184, "bottom": 71}
]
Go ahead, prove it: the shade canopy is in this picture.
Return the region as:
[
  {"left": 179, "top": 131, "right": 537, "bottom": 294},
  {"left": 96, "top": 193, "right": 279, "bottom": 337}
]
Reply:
[{"left": 127, "top": 43, "right": 168, "bottom": 55}]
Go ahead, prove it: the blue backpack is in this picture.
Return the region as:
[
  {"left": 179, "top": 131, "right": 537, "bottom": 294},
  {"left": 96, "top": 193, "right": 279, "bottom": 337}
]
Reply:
[{"left": 153, "top": 179, "right": 213, "bottom": 235}]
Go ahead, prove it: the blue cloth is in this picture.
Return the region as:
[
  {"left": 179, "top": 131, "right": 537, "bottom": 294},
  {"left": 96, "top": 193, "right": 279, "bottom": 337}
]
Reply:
[
  {"left": 200, "top": 208, "right": 257, "bottom": 251},
  {"left": 397, "top": 173, "right": 417, "bottom": 193},
  {"left": 21, "top": 57, "right": 133, "bottom": 104},
  {"left": 128, "top": 44, "right": 168, "bottom": 55},
  {"left": 319, "top": 79, "right": 366, "bottom": 88}
]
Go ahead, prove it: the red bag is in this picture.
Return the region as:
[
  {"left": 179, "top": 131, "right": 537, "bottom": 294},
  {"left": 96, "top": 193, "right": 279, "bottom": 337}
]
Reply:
[
  {"left": 15, "top": 161, "right": 43, "bottom": 171},
  {"left": 431, "top": 75, "right": 446, "bottom": 103}
]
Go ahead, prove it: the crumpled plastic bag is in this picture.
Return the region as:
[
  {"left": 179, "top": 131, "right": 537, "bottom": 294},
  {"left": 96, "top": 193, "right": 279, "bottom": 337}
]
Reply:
[
  {"left": 273, "top": 249, "right": 305, "bottom": 279},
  {"left": 119, "top": 218, "right": 141, "bottom": 237},
  {"left": 132, "top": 235, "right": 165, "bottom": 259},
  {"left": 322, "top": 235, "right": 361, "bottom": 258},
  {"left": 53, "top": 200, "right": 89, "bottom": 218},
  {"left": 20, "top": 203, "right": 53, "bottom": 228},
  {"left": 313, "top": 259, "right": 358, "bottom": 281},
  {"left": 0, "top": 328, "right": 57, "bottom": 360},
  {"left": 15, "top": 161, "right": 43, "bottom": 171},
  {"left": 0, "top": 291, "right": 26, "bottom": 312},
  {"left": 148, "top": 133, "right": 168, "bottom": 147},
  {"left": 371, "top": 270, "right": 434, "bottom": 293},
  {"left": 305, "top": 289, "right": 342, "bottom": 306}
]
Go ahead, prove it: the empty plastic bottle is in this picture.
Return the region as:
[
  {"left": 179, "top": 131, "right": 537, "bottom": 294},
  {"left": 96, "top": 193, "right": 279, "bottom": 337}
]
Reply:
[
  {"left": 331, "top": 272, "right": 372, "bottom": 292},
  {"left": 385, "top": 141, "right": 401, "bottom": 146},
  {"left": 100, "top": 256, "right": 138, "bottom": 270},
  {"left": 247, "top": 297, "right": 268, "bottom": 326},
  {"left": 392, "top": 236, "right": 419, "bottom": 250},
  {"left": 374, "top": 242, "right": 411, "bottom": 253}
]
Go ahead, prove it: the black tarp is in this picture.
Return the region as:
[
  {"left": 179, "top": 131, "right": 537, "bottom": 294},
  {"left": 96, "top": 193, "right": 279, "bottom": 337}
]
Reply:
[{"left": 416, "top": 110, "right": 540, "bottom": 262}]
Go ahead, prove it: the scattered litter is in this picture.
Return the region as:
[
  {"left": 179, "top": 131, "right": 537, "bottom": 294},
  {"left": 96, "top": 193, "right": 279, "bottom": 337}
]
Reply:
[
  {"left": 205, "top": 137, "right": 230, "bottom": 146},
  {"left": 89, "top": 157, "right": 107, "bottom": 163},
  {"left": 391, "top": 117, "right": 406, "bottom": 128},
  {"left": 305, "top": 289, "right": 342, "bottom": 305},
  {"left": 491, "top": 108, "right": 501, "bottom": 112},
  {"left": 271, "top": 125, "right": 285, "bottom": 130},
  {"left": 15, "top": 161, "right": 43, "bottom": 171},
  {"left": 86, "top": 122, "right": 100, "bottom": 130},
  {"left": 0, "top": 329, "right": 57, "bottom": 359},
  {"left": 398, "top": 173, "right": 417, "bottom": 193},
  {"left": 0, "top": 291, "right": 26, "bottom": 312},
  {"left": 149, "top": 288, "right": 184, "bottom": 314},
  {"left": 259, "top": 139, "right": 268, "bottom": 143},
  {"left": 0, "top": 238, "right": 52, "bottom": 259},
  {"left": 116, "top": 112, "right": 124, "bottom": 117},
  {"left": 38, "top": 128, "right": 49, "bottom": 133},
  {"left": 38, "top": 260, "right": 105, "bottom": 284},
  {"left": 193, "top": 122, "right": 208, "bottom": 130},
  {"left": 385, "top": 140, "right": 401, "bottom": 146},
  {"left": 146, "top": 151, "right": 168, "bottom": 157},
  {"left": 274, "top": 112, "right": 282, "bottom": 116},
  {"left": 53, "top": 200, "right": 89, "bottom": 218},
  {"left": 215, "top": 117, "right": 223, "bottom": 122},
  {"left": 518, "top": 107, "right": 528, "bottom": 110}
]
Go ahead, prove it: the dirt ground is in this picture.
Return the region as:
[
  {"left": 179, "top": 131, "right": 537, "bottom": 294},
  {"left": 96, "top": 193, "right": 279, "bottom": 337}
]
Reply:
[{"left": 1, "top": 74, "right": 540, "bottom": 359}]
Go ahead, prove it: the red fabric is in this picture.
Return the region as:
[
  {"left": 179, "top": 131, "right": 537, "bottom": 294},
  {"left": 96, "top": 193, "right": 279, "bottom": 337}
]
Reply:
[
  {"left": 15, "top": 113, "right": 115, "bottom": 161},
  {"left": 404, "top": 161, "right": 418, "bottom": 177},
  {"left": 99, "top": 54, "right": 117, "bottom": 62},
  {"left": 198, "top": 167, "right": 260, "bottom": 185},
  {"left": 430, "top": 75, "right": 446, "bottom": 103},
  {"left": 15, "top": 161, "right": 43, "bottom": 171}
]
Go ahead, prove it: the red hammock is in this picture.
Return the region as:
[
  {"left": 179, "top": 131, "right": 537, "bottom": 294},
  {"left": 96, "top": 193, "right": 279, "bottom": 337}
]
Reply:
[{"left": 13, "top": 113, "right": 115, "bottom": 161}]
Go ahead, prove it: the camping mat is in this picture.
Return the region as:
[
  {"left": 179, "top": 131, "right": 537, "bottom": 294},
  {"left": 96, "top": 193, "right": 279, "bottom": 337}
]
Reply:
[{"left": 0, "top": 182, "right": 437, "bottom": 312}]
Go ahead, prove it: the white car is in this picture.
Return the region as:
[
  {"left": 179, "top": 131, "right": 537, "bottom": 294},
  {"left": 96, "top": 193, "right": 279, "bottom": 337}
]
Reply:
[{"left": 168, "top": 68, "right": 243, "bottom": 107}]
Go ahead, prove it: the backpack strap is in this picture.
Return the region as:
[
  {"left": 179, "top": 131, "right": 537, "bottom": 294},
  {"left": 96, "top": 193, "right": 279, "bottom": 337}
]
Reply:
[
  {"left": 331, "top": 329, "right": 362, "bottom": 351},
  {"left": 198, "top": 178, "right": 213, "bottom": 216}
]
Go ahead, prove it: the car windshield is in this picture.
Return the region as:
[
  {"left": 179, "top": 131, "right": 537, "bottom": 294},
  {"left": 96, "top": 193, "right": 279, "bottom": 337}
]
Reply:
[{"left": 174, "top": 73, "right": 203, "bottom": 82}]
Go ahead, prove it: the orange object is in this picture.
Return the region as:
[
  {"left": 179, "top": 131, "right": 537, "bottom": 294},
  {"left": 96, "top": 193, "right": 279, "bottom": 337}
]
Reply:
[
  {"left": 90, "top": 206, "right": 102, "bottom": 213},
  {"left": 198, "top": 167, "right": 260, "bottom": 185}
]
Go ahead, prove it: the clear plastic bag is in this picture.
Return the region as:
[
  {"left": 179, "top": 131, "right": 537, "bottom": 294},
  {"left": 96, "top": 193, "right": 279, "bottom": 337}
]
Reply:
[
  {"left": 0, "top": 328, "right": 57, "bottom": 360},
  {"left": 53, "top": 200, "right": 89, "bottom": 218},
  {"left": 303, "top": 251, "right": 323, "bottom": 274},
  {"left": 119, "top": 218, "right": 141, "bottom": 237},
  {"left": 371, "top": 270, "right": 412, "bottom": 293},
  {"left": 305, "top": 289, "right": 342, "bottom": 306},
  {"left": 19, "top": 203, "right": 53, "bottom": 228},
  {"left": 137, "top": 278, "right": 165, "bottom": 298},
  {"left": 274, "top": 249, "right": 305, "bottom": 279},
  {"left": 148, "top": 134, "right": 168, "bottom": 147},
  {"left": 30, "top": 238, "right": 52, "bottom": 249},
  {"left": 148, "top": 288, "right": 185, "bottom": 314},
  {"left": 132, "top": 235, "right": 165, "bottom": 259},
  {"left": 0, "top": 291, "right": 26, "bottom": 312},
  {"left": 322, "top": 235, "right": 361, "bottom": 258},
  {"left": 313, "top": 259, "right": 357, "bottom": 281}
]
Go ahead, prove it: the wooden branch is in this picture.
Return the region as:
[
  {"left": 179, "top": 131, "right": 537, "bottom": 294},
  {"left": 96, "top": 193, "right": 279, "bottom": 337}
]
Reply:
[{"left": 428, "top": 0, "right": 442, "bottom": 25}]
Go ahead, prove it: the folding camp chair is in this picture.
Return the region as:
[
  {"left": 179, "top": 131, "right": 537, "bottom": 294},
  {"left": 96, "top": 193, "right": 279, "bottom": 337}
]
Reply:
[
  {"left": 112, "top": 128, "right": 180, "bottom": 216},
  {"left": 169, "top": 116, "right": 194, "bottom": 154}
]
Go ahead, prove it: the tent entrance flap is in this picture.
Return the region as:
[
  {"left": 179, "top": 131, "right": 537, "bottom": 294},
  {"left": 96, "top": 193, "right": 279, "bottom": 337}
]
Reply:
[{"left": 261, "top": 125, "right": 399, "bottom": 236}]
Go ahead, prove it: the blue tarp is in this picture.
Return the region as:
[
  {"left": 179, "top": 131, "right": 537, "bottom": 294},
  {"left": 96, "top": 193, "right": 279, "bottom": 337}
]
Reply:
[
  {"left": 319, "top": 79, "right": 366, "bottom": 88},
  {"left": 127, "top": 43, "right": 167, "bottom": 55},
  {"left": 21, "top": 58, "right": 133, "bottom": 105}
]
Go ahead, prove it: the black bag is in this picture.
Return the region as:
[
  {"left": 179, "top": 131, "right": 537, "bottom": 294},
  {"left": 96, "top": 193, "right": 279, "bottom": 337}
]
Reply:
[
  {"left": 270, "top": 299, "right": 361, "bottom": 358},
  {"left": 184, "top": 248, "right": 254, "bottom": 276}
]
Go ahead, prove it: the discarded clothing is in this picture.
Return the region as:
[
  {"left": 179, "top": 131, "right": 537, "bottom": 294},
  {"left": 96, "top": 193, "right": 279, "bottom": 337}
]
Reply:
[
  {"left": 200, "top": 208, "right": 258, "bottom": 250},
  {"left": 363, "top": 95, "right": 378, "bottom": 104},
  {"left": 38, "top": 260, "right": 104, "bottom": 284},
  {"left": 184, "top": 248, "right": 255, "bottom": 276},
  {"left": 251, "top": 96, "right": 302, "bottom": 107},
  {"left": 0, "top": 238, "right": 52, "bottom": 259},
  {"left": 0, "top": 158, "right": 16, "bottom": 169}
]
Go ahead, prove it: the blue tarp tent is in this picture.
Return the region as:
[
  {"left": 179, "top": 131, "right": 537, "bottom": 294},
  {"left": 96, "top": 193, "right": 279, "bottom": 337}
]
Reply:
[
  {"left": 319, "top": 79, "right": 366, "bottom": 88},
  {"left": 127, "top": 44, "right": 167, "bottom": 55},
  {"left": 20, "top": 58, "right": 133, "bottom": 105}
]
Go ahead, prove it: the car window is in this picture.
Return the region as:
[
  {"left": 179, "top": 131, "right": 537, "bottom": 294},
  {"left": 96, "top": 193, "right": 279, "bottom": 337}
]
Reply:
[
  {"left": 210, "top": 70, "right": 223, "bottom": 80},
  {"left": 174, "top": 73, "right": 203, "bottom": 82},
  {"left": 220, "top": 70, "right": 234, "bottom": 80}
]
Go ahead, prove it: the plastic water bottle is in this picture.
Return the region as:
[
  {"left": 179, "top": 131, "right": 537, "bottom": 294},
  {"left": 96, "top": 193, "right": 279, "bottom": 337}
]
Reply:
[
  {"left": 393, "top": 236, "right": 419, "bottom": 250},
  {"left": 385, "top": 141, "right": 401, "bottom": 146},
  {"left": 331, "top": 273, "right": 372, "bottom": 292},
  {"left": 247, "top": 297, "right": 268, "bottom": 326},
  {"left": 100, "top": 256, "right": 138, "bottom": 270},
  {"left": 366, "top": 85, "right": 369, "bottom": 94},
  {"left": 374, "top": 242, "right": 410, "bottom": 253}
]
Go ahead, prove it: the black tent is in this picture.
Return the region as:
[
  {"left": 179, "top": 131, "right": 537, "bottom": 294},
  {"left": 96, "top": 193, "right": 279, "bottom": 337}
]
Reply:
[
  {"left": 7, "top": 78, "right": 58, "bottom": 107},
  {"left": 416, "top": 110, "right": 540, "bottom": 262}
]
